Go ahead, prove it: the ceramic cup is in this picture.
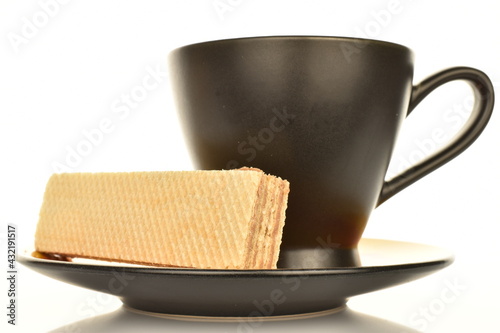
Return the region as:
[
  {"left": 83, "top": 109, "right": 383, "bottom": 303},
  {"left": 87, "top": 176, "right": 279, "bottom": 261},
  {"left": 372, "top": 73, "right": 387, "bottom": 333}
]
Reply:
[{"left": 169, "top": 36, "right": 494, "bottom": 268}]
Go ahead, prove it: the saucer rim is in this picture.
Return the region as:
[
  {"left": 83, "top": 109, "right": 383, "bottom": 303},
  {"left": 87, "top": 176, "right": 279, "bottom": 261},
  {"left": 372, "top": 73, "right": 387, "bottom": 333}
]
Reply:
[{"left": 18, "top": 238, "right": 454, "bottom": 275}]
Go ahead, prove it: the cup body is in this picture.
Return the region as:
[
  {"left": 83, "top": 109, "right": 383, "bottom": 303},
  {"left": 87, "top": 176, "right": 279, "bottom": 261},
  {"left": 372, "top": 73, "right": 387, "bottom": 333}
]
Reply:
[{"left": 169, "top": 36, "right": 414, "bottom": 267}]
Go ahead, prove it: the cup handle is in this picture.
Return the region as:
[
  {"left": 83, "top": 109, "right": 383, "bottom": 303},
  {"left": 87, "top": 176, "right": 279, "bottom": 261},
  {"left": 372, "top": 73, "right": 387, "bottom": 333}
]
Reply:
[{"left": 377, "top": 67, "right": 495, "bottom": 206}]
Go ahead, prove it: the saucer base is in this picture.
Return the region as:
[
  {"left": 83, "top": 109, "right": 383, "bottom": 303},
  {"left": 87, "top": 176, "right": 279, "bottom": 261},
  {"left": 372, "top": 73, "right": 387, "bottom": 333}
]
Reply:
[{"left": 123, "top": 304, "right": 347, "bottom": 322}]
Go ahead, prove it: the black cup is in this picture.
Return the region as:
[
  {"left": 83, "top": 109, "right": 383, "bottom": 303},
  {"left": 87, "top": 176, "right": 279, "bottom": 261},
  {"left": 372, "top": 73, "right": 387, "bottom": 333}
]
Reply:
[{"left": 169, "top": 36, "right": 494, "bottom": 268}]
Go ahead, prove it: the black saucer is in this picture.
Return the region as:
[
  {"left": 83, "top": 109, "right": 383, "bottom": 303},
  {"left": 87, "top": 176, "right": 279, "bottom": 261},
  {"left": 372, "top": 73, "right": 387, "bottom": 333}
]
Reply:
[{"left": 19, "top": 239, "right": 453, "bottom": 317}]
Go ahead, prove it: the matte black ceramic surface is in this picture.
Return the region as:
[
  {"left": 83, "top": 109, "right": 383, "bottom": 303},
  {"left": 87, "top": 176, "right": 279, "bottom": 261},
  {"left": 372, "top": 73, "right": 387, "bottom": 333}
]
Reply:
[
  {"left": 169, "top": 36, "right": 494, "bottom": 268},
  {"left": 20, "top": 239, "right": 453, "bottom": 317}
]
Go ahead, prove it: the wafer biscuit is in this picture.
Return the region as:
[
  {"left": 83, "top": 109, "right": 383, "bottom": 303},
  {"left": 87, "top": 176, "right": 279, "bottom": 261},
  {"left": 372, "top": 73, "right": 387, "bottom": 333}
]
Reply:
[{"left": 34, "top": 169, "right": 289, "bottom": 269}]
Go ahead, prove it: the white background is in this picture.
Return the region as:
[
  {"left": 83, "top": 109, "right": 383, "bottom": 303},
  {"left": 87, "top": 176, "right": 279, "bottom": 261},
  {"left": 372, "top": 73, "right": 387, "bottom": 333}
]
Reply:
[{"left": 1, "top": 0, "right": 499, "bottom": 332}]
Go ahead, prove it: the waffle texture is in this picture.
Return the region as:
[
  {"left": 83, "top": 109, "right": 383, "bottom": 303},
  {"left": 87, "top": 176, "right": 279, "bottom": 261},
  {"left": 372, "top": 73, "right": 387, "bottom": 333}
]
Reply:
[{"left": 34, "top": 169, "right": 289, "bottom": 269}]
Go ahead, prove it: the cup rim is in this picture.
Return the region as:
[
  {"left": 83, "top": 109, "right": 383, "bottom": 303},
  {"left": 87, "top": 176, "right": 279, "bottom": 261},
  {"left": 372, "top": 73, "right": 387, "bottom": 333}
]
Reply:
[{"left": 170, "top": 35, "right": 412, "bottom": 54}]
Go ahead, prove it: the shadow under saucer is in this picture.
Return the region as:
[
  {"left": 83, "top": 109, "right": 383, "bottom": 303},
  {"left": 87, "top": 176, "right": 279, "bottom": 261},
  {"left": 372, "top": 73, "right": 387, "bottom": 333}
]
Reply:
[{"left": 50, "top": 305, "right": 419, "bottom": 333}]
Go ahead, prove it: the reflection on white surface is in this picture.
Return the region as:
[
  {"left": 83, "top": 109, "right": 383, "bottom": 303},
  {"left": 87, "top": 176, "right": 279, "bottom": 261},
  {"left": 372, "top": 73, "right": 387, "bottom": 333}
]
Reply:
[{"left": 50, "top": 306, "right": 419, "bottom": 333}]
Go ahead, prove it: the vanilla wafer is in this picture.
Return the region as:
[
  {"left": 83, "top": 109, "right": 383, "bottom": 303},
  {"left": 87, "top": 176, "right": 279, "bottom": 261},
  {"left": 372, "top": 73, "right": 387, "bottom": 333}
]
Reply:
[{"left": 34, "top": 169, "right": 289, "bottom": 269}]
